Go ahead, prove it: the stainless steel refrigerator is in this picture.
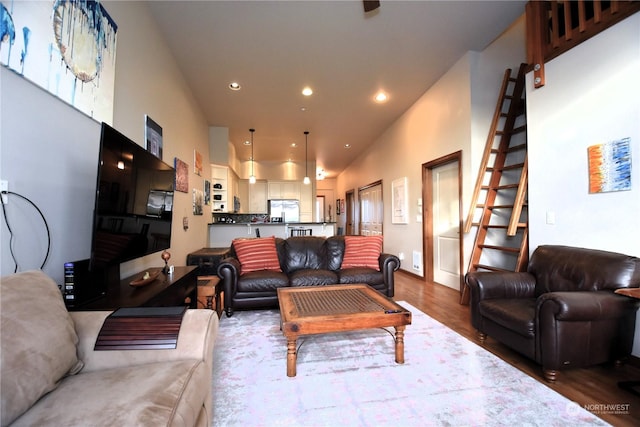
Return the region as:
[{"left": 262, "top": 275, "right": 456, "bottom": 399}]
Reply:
[{"left": 268, "top": 199, "right": 300, "bottom": 223}]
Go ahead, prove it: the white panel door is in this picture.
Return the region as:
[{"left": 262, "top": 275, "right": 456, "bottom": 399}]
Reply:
[
  {"left": 432, "top": 162, "right": 460, "bottom": 289},
  {"left": 359, "top": 184, "right": 383, "bottom": 236}
]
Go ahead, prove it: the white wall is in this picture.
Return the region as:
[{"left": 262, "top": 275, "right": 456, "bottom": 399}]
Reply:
[
  {"left": 526, "top": 14, "right": 640, "bottom": 355},
  {"left": 1, "top": 69, "right": 100, "bottom": 282},
  {"left": 1, "top": 2, "right": 210, "bottom": 283},
  {"left": 336, "top": 16, "right": 526, "bottom": 277},
  {"left": 526, "top": 14, "right": 640, "bottom": 256},
  {"left": 105, "top": 1, "right": 210, "bottom": 277}
]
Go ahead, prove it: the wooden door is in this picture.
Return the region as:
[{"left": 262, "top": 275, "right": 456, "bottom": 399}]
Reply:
[
  {"left": 432, "top": 161, "right": 460, "bottom": 289},
  {"left": 423, "top": 152, "right": 463, "bottom": 293},
  {"left": 345, "top": 190, "right": 355, "bottom": 235},
  {"left": 359, "top": 181, "right": 383, "bottom": 236}
]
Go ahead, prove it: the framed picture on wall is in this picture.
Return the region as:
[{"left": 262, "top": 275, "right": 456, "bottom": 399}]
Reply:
[
  {"left": 204, "top": 180, "right": 211, "bottom": 205},
  {"left": 336, "top": 199, "right": 341, "bottom": 215},
  {"left": 1, "top": 1, "right": 118, "bottom": 123},
  {"left": 194, "top": 150, "right": 203, "bottom": 176},
  {"left": 588, "top": 137, "right": 631, "bottom": 193},
  {"left": 174, "top": 158, "right": 188, "bottom": 193},
  {"left": 145, "top": 115, "right": 163, "bottom": 160},
  {"left": 193, "top": 189, "right": 203, "bottom": 215}
]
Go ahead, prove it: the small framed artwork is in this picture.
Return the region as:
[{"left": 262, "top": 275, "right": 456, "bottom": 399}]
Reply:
[
  {"left": 193, "top": 189, "right": 204, "bottom": 215},
  {"left": 194, "top": 150, "right": 203, "bottom": 176},
  {"left": 145, "top": 115, "right": 163, "bottom": 160},
  {"left": 204, "top": 180, "right": 211, "bottom": 205},
  {"left": 392, "top": 177, "right": 409, "bottom": 224},
  {"left": 174, "top": 158, "right": 189, "bottom": 193},
  {"left": 340, "top": 199, "right": 345, "bottom": 214},
  {"left": 336, "top": 199, "right": 341, "bottom": 215},
  {"left": 588, "top": 137, "right": 631, "bottom": 193}
]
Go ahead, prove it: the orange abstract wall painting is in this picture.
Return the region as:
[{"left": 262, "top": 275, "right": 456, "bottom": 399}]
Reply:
[{"left": 588, "top": 138, "right": 631, "bottom": 194}]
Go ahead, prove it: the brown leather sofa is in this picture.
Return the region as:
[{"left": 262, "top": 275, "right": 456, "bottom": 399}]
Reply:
[
  {"left": 466, "top": 245, "right": 640, "bottom": 382},
  {"left": 218, "top": 236, "right": 400, "bottom": 316}
]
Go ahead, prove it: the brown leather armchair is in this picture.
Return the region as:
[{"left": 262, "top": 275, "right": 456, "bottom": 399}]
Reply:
[{"left": 466, "top": 245, "right": 640, "bottom": 382}]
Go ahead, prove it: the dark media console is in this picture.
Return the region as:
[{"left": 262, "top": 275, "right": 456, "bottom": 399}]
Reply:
[{"left": 66, "top": 265, "right": 198, "bottom": 311}]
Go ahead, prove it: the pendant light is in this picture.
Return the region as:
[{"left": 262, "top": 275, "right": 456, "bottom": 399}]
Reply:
[
  {"left": 303, "top": 131, "right": 310, "bottom": 185},
  {"left": 249, "top": 128, "right": 256, "bottom": 184}
]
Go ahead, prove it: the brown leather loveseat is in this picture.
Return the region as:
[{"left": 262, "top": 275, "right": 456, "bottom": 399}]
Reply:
[
  {"left": 466, "top": 245, "right": 640, "bottom": 382},
  {"left": 218, "top": 235, "right": 400, "bottom": 316}
]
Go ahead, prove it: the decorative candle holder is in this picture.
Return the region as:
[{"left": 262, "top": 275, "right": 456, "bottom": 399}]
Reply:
[{"left": 161, "top": 250, "right": 171, "bottom": 274}]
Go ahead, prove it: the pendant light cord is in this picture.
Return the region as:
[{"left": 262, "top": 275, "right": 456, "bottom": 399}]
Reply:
[
  {"left": 249, "top": 128, "right": 256, "bottom": 183},
  {"left": 304, "top": 131, "right": 310, "bottom": 183}
]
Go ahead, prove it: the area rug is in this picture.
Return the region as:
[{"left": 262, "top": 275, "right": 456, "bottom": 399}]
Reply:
[{"left": 211, "top": 302, "right": 608, "bottom": 426}]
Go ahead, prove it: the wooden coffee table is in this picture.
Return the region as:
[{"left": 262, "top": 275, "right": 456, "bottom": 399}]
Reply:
[{"left": 277, "top": 284, "right": 411, "bottom": 377}]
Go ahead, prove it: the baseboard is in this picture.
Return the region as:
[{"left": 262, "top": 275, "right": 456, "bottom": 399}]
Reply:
[
  {"left": 397, "top": 269, "right": 423, "bottom": 281},
  {"left": 627, "top": 355, "right": 640, "bottom": 368}
]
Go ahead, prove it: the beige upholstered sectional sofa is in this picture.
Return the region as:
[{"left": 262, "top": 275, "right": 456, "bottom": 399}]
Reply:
[{"left": 1, "top": 270, "right": 218, "bottom": 427}]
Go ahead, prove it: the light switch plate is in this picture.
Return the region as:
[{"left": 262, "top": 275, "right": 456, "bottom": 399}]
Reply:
[{"left": 546, "top": 211, "right": 555, "bottom": 225}]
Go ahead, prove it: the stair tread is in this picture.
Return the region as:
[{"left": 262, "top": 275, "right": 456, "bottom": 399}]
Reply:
[
  {"left": 487, "top": 203, "right": 528, "bottom": 209},
  {"left": 506, "top": 144, "right": 527, "bottom": 152},
  {"left": 500, "top": 163, "right": 525, "bottom": 171},
  {"left": 481, "top": 184, "right": 520, "bottom": 190},
  {"left": 478, "top": 245, "right": 521, "bottom": 253},
  {"left": 477, "top": 223, "right": 527, "bottom": 229},
  {"left": 471, "top": 264, "right": 512, "bottom": 273}
]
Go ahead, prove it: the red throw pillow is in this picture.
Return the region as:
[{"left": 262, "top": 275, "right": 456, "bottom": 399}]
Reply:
[
  {"left": 233, "top": 236, "right": 281, "bottom": 275},
  {"left": 341, "top": 235, "right": 383, "bottom": 271}
]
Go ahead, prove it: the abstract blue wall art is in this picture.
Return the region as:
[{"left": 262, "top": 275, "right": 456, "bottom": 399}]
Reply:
[
  {"left": 0, "top": 0, "right": 117, "bottom": 123},
  {"left": 588, "top": 137, "right": 632, "bottom": 194}
]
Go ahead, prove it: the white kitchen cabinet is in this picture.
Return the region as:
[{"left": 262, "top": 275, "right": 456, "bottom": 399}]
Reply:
[
  {"left": 299, "top": 183, "right": 313, "bottom": 222},
  {"left": 268, "top": 181, "right": 300, "bottom": 200},
  {"left": 249, "top": 180, "right": 268, "bottom": 213}
]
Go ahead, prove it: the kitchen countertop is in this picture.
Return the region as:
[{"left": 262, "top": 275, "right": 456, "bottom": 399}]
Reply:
[{"left": 208, "top": 222, "right": 336, "bottom": 226}]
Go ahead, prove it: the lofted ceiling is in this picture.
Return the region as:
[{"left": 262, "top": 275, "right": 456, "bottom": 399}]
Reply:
[{"left": 147, "top": 1, "right": 526, "bottom": 179}]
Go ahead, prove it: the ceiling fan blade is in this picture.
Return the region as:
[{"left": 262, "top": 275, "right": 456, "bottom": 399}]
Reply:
[{"left": 363, "top": 1, "right": 380, "bottom": 13}]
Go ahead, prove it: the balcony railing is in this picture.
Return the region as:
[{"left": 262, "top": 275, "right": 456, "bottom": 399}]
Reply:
[{"left": 526, "top": 1, "right": 640, "bottom": 88}]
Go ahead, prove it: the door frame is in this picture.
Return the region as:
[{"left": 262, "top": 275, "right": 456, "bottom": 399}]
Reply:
[
  {"left": 422, "top": 151, "right": 464, "bottom": 293},
  {"left": 345, "top": 189, "right": 355, "bottom": 235}
]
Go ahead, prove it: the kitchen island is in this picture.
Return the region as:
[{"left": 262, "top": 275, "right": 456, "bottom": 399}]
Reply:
[{"left": 208, "top": 222, "right": 336, "bottom": 247}]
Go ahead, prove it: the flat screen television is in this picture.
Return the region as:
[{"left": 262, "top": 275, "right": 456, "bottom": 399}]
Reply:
[{"left": 89, "top": 122, "right": 174, "bottom": 271}]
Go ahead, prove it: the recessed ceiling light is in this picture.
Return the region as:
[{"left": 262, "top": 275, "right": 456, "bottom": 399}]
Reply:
[
  {"left": 374, "top": 91, "right": 388, "bottom": 103},
  {"left": 344, "top": 144, "right": 351, "bottom": 149},
  {"left": 291, "top": 143, "right": 297, "bottom": 148},
  {"left": 300, "top": 107, "right": 307, "bottom": 112},
  {"left": 302, "top": 87, "right": 313, "bottom": 96},
  {"left": 244, "top": 140, "right": 251, "bottom": 145},
  {"left": 229, "top": 82, "right": 241, "bottom": 91}
]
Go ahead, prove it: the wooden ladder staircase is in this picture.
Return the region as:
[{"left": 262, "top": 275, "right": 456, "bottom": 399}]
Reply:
[{"left": 461, "top": 64, "right": 529, "bottom": 304}]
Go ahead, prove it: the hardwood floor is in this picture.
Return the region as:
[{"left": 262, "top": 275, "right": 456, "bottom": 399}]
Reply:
[{"left": 393, "top": 271, "right": 640, "bottom": 426}]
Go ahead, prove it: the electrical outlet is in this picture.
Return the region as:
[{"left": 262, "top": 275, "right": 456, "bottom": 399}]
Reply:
[
  {"left": 1, "top": 180, "right": 8, "bottom": 204},
  {"left": 412, "top": 250, "right": 422, "bottom": 271}
]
